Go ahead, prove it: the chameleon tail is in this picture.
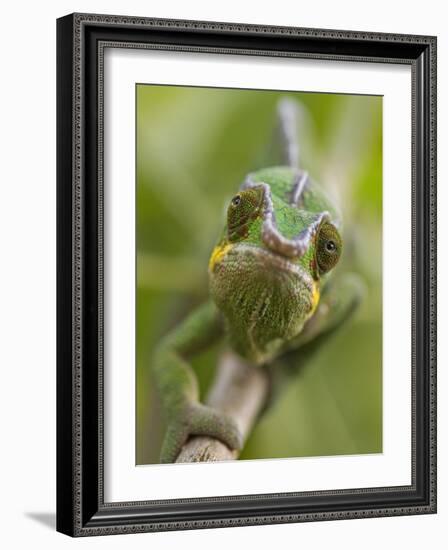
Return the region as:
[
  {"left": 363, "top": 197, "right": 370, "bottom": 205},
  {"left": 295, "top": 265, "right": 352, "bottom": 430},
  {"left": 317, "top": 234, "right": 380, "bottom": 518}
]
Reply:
[{"left": 277, "top": 97, "right": 302, "bottom": 169}]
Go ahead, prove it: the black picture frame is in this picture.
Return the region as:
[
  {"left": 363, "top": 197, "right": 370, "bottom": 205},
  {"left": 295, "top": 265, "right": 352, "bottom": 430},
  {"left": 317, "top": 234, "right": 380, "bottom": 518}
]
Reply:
[{"left": 56, "top": 13, "right": 437, "bottom": 536}]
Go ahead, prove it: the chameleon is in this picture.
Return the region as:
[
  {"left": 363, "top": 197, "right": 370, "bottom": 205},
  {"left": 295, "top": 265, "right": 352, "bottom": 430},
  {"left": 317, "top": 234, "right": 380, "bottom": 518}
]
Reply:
[{"left": 153, "top": 98, "right": 364, "bottom": 463}]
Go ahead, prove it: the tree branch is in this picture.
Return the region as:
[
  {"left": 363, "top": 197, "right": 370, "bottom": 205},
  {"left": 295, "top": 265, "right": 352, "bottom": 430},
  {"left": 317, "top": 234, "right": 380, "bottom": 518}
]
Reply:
[{"left": 176, "top": 352, "right": 270, "bottom": 463}]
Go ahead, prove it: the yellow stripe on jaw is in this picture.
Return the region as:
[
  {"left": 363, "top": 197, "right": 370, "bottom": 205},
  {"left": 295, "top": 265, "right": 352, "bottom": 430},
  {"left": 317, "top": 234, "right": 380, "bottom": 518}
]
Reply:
[
  {"left": 208, "top": 243, "right": 233, "bottom": 272},
  {"left": 309, "top": 282, "right": 320, "bottom": 316}
]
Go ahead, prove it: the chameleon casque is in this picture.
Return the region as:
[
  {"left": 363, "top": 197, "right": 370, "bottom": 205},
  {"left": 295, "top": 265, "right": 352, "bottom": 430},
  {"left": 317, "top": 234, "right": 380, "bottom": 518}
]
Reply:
[{"left": 154, "top": 98, "right": 364, "bottom": 463}]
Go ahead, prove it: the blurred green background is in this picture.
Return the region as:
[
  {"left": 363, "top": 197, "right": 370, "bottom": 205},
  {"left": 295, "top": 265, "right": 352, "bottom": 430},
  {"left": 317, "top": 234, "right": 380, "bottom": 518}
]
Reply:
[{"left": 136, "top": 85, "right": 382, "bottom": 464}]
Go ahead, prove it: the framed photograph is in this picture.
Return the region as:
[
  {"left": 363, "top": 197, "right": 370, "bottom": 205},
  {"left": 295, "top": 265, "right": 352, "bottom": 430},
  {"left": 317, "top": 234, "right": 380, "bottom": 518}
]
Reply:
[{"left": 56, "top": 13, "right": 437, "bottom": 536}]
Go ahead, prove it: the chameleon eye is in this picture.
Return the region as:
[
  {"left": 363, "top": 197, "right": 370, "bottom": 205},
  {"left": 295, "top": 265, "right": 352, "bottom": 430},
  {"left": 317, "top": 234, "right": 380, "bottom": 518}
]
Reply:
[
  {"left": 325, "top": 240, "right": 336, "bottom": 252},
  {"left": 316, "top": 222, "right": 342, "bottom": 275},
  {"left": 227, "top": 187, "right": 264, "bottom": 241}
]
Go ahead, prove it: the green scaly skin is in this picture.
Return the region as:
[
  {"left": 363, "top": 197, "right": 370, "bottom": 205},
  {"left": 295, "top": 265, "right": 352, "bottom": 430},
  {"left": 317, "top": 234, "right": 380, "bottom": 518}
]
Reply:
[{"left": 153, "top": 104, "right": 364, "bottom": 463}]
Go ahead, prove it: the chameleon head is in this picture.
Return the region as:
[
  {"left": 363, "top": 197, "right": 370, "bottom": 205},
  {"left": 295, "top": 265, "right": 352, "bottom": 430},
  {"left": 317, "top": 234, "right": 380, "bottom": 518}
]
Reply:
[{"left": 208, "top": 182, "right": 342, "bottom": 363}]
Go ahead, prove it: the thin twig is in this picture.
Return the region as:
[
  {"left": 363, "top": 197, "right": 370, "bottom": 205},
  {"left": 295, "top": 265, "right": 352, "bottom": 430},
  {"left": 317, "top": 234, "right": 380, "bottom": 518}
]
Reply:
[{"left": 176, "top": 352, "right": 270, "bottom": 463}]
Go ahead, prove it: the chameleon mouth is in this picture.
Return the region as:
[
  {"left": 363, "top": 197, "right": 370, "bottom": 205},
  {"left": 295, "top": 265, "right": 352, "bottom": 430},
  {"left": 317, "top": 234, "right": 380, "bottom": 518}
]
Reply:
[{"left": 223, "top": 242, "right": 315, "bottom": 293}]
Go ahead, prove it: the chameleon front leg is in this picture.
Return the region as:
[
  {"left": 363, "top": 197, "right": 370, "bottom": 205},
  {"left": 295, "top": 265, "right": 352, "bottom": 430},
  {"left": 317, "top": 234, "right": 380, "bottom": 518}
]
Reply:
[
  {"left": 153, "top": 300, "right": 243, "bottom": 463},
  {"left": 266, "top": 273, "right": 365, "bottom": 400},
  {"left": 291, "top": 272, "right": 365, "bottom": 350}
]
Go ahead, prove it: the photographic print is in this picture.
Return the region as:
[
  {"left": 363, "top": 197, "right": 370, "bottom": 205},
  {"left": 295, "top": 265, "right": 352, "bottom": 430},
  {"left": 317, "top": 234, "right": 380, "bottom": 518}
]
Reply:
[{"left": 136, "top": 86, "right": 383, "bottom": 465}]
